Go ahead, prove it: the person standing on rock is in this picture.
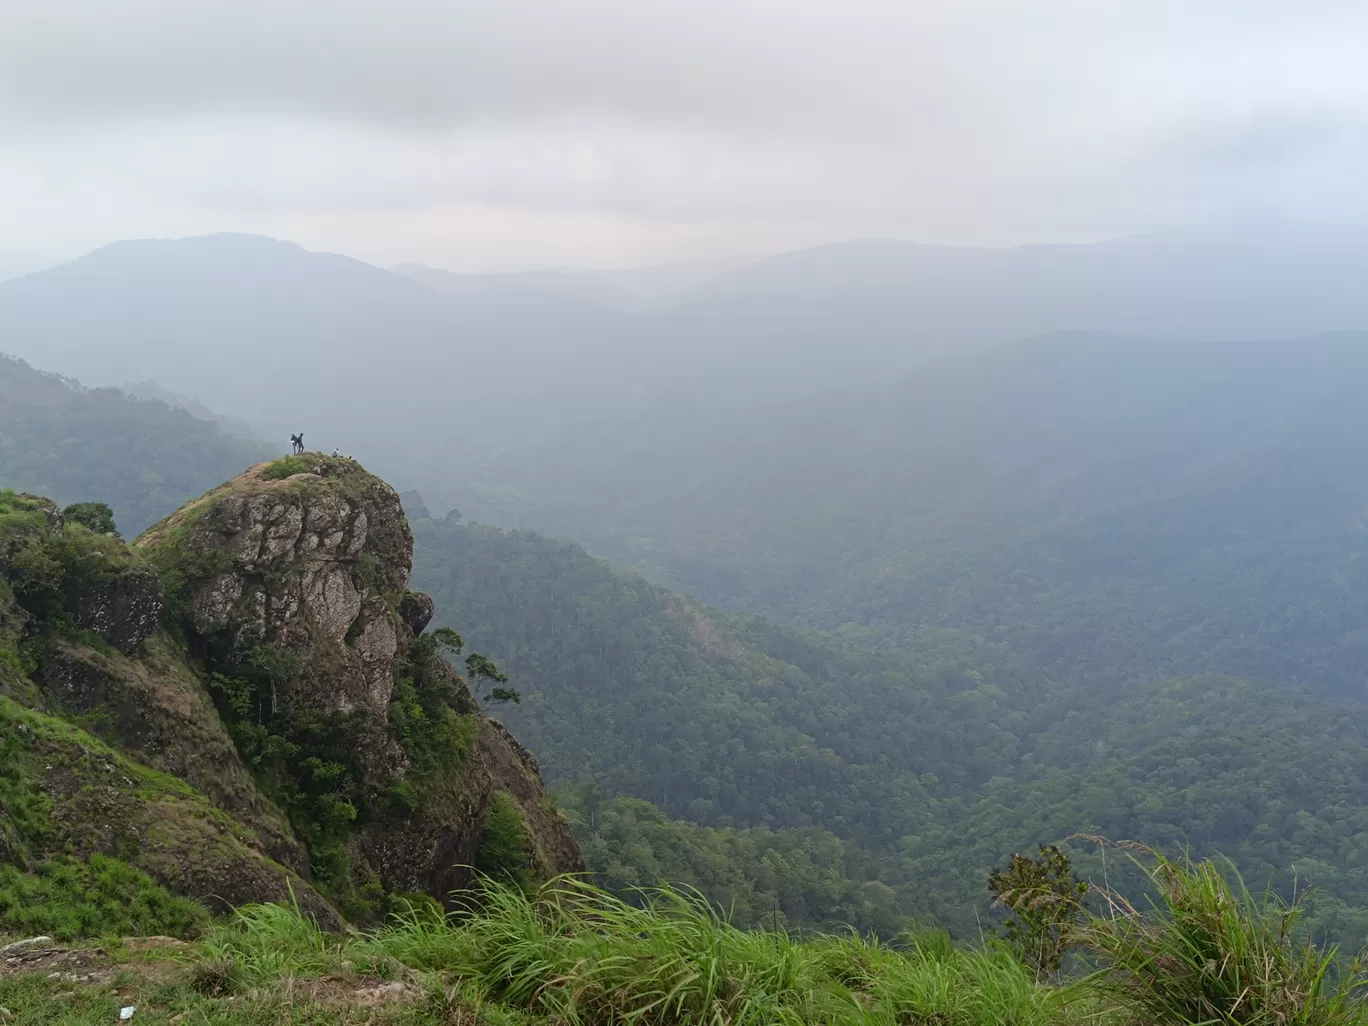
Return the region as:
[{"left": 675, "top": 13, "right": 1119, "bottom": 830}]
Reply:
[{"left": 290, "top": 433, "right": 304, "bottom": 454}]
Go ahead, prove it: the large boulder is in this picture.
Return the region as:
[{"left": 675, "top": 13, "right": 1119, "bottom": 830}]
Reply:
[
  {"left": 398, "top": 591, "right": 435, "bottom": 637},
  {"left": 139, "top": 455, "right": 413, "bottom": 771},
  {"left": 138, "top": 454, "right": 584, "bottom": 907}
]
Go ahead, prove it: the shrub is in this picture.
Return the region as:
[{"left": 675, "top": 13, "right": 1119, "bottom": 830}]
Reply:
[
  {"left": 1085, "top": 849, "right": 1367, "bottom": 1026},
  {"left": 476, "top": 792, "right": 533, "bottom": 889},
  {"left": 62, "top": 501, "right": 118, "bottom": 536},
  {"left": 988, "top": 844, "right": 1087, "bottom": 978}
]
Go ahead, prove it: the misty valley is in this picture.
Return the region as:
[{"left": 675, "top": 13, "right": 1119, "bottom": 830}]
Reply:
[{"left": 7, "top": 229, "right": 1368, "bottom": 1023}]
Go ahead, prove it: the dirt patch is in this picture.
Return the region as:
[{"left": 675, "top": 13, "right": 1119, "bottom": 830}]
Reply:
[
  {"left": 0, "top": 936, "right": 189, "bottom": 986},
  {"left": 0, "top": 943, "right": 112, "bottom": 984},
  {"left": 260, "top": 974, "right": 422, "bottom": 1008}
]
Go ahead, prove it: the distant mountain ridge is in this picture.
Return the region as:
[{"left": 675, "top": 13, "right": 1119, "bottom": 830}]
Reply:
[
  {"left": 394, "top": 263, "right": 649, "bottom": 311},
  {"left": 9, "top": 224, "right": 1368, "bottom": 518}
]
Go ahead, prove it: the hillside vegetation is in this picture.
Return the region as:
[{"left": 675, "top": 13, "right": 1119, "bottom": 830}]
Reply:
[
  {"left": 4, "top": 853, "right": 1365, "bottom": 1026},
  {"left": 412, "top": 513, "right": 1368, "bottom": 945},
  {"left": 0, "top": 354, "right": 273, "bottom": 536},
  {"left": 0, "top": 458, "right": 579, "bottom": 941}
]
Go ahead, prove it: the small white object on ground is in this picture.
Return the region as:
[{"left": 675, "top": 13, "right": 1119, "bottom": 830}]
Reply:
[{"left": 119, "top": 1007, "right": 136, "bottom": 1021}]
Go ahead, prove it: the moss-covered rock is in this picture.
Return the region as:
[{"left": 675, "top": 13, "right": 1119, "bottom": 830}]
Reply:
[
  {"left": 34, "top": 634, "right": 306, "bottom": 873},
  {"left": 0, "top": 696, "right": 340, "bottom": 928},
  {"left": 1, "top": 492, "right": 165, "bottom": 654},
  {"left": 138, "top": 456, "right": 583, "bottom": 910},
  {"left": 138, "top": 456, "right": 412, "bottom": 773},
  {"left": 0, "top": 458, "right": 581, "bottom": 930}
]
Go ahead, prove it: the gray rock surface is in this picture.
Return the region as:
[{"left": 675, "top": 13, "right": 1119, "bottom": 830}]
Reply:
[
  {"left": 398, "top": 591, "right": 435, "bottom": 637},
  {"left": 72, "top": 561, "right": 165, "bottom": 654}
]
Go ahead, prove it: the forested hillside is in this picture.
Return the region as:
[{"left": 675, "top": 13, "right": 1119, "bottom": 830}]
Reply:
[
  {"left": 12, "top": 344, "right": 1368, "bottom": 949},
  {"left": 412, "top": 512, "right": 1368, "bottom": 943},
  {"left": 448, "top": 331, "right": 1368, "bottom": 699},
  {"left": 0, "top": 354, "right": 272, "bottom": 535}
]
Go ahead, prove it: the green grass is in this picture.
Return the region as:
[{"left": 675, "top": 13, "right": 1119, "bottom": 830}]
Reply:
[
  {"left": 475, "top": 793, "right": 533, "bottom": 890},
  {"left": 0, "top": 855, "right": 207, "bottom": 941},
  {"left": 357, "top": 878, "right": 1094, "bottom": 1026},
  {"left": 260, "top": 455, "right": 315, "bottom": 480},
  {"left": 1087, "top": 849, "right": 1368, "bottom": 1026},
  {"left": 4, "top": 857, "right": 1366, "bottom": 1024}
]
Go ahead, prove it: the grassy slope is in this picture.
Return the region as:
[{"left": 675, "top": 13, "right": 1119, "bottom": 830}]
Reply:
[
  {"left": 0, "top": 694, "right": 327, "bottom": 924},
  {"left": 4, "top": 854, "right": 1362, "bottom": 1026},
  {"left": 0, "top": 883, "right": 1090, "bottom": 1026}
]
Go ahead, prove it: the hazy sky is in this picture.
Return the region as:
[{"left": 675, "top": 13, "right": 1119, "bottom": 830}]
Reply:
[{"left": 3, "top": 0, "right": 1367, "bottom": 277}]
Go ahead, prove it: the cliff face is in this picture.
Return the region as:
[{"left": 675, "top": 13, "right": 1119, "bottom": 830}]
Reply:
[
  {"left": 0, "top": 457, "right": 582, "bottom": 930},
  {"left": 139, "top": 457, "right": 415, "bottom": 777}
]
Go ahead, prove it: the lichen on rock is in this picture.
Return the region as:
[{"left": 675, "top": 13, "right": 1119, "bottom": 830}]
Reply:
[
  {"left": 0, "top": 459, "right": 580, "bottom": 932},
  {"left": 134, "top": 454, "right": 583, "bottom": 914}
]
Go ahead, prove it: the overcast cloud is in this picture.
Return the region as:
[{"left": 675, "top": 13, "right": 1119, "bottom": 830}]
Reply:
[{"left": 3, "top": 0, "right": 1368, "bottom": 276}]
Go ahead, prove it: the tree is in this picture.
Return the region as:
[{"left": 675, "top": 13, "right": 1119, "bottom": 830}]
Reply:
[
  {"left": 988, "top": 844, "right": 1087, "bottom": 978},
  {"left": 466, "top": 652, "right": 520, "bottom": 706},
  {"left": 430, "top": 626, "right": 464, "bottom": 655},
  {"left": 62, "top": 501, "right": 118, "bottom": 536}
]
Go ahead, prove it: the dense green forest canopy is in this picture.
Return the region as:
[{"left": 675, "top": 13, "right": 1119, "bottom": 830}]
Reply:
[
  {"left": 0, "top": 354, "right": 272, "bottom": 535},
  {"left": 11, "top": 344, "right": 1368, "bottom": 951},
  {"left": 411, "top": 513, "right": 1368, "bottom": 945}
]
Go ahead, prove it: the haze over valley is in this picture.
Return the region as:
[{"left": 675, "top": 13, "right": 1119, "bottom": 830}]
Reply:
[{"left": 7, "top": 4, "right": 1368, "bottom": 1022}]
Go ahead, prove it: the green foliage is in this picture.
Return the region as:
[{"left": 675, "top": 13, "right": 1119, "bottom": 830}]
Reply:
[
  {"left": 430, "top": 625, "right": 463, "bottom": 654},
  {"left": 0, "top": 854, "right": 207, "bottom": 941},
  {"left": 476, "top": 792, "right": 533, "bottom": 889},
  {"left": 464, "top": 652, "right": 512, "bottom": 707},
  {"left": 564, "top": 792, "right": 913, "bottom": 937},
  {"left": 6, "top": 538, "right": 64, "bottom": 604},
  {"left": 61, "top": 500, "right": 118, "bottom": 536},
  {"left": 390, "top": 634, "right": 479, "bottom": 776},
  {"left": 1087, "top": 850, "right": 1368, "bottom": 1026},
  {"left": 0, "top": 489, "right": 54, "bottom": 536},
  {"left": 197, "top": 632, "right": 371, "bottom": 891},
  {"left": 260, "top": 454, "right": 314, "bottom": 480},
  {"left": 0, "top": 703, "right": 56, "bottom": 857},
  {"left": 4, "top": 513, "right": 151, "bottom": 632},
  {"left": 369, "top": 878, "right": 1086, "bottom": 1026},
  {"left": 988, "top": 844, "right": 1087, "bottom": 978},
  {"left": 412, "top": 518, "right": 1368, "bottom": 944},
  {"left": 198, "top": 899, "right": 346, "bottom": 988}
]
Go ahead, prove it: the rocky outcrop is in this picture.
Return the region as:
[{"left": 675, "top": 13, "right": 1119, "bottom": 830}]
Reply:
[
  {"left": 143, "top": 458, "right": 410, "bottom": 720},
  {"left": 139, "top": 455, "right": 415, "bottom": 775},
  {"left": 68, "top": 560, "right": 164, "bottom": 654},
  {"left": 398, "top": 591, "right": 435, "bottom": 638},
  {"left": 136, "top": 454, "right": 583, "bottom": 908},
  {"left": 1, "top": 457, "right": 580, "bottom": 928}
]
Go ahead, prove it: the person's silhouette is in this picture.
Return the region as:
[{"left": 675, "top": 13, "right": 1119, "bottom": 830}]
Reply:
[{"left": 290, "top": 433, "right": 304, "bottom": 454}]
